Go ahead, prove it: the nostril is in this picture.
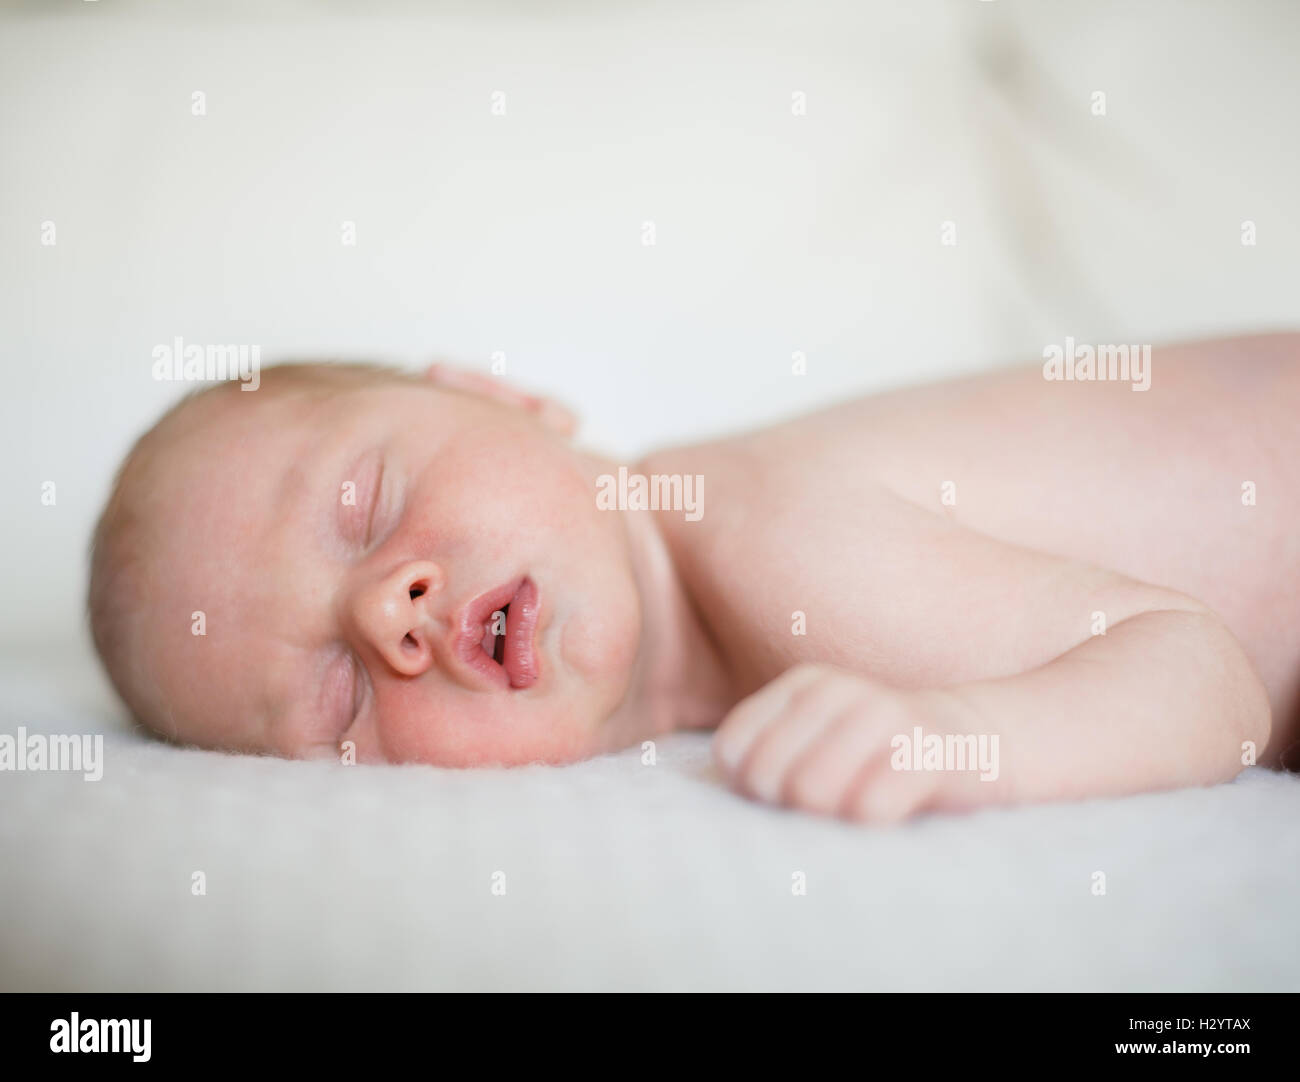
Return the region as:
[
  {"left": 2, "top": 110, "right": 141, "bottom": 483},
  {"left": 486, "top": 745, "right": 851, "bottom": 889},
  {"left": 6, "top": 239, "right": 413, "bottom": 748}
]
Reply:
[
  {"left": 402, "top": 632, "right": 418, "bottom": 649},
  {"left": 410, "top": 585, "right": 425, "bottom": 600}
]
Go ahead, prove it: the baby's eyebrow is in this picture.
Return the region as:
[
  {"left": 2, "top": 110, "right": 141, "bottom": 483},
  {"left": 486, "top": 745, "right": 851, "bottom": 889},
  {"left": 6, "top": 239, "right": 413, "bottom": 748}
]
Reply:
[
  {"left": 273, "top": 457, "right": 313, "bottom": 516},
  {"left": 264, "top": 432, "right": 353, "bottom": 557},
  {"left": 251, "top": 679, "right": 283, "bottom": 756},
  {"left": 253, "top": 477, "right": 334, "bottom": 755}
]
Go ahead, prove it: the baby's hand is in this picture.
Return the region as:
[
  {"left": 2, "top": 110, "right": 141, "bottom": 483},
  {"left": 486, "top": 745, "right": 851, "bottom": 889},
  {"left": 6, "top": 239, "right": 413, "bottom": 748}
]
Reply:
[{"left": 712, "top": 664, "right": 997, "bottom": 824}]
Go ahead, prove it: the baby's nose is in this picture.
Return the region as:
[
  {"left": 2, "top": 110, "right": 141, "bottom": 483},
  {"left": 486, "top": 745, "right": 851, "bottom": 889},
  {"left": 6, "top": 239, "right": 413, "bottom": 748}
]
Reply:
[{"left": 352, "top": 561, "right": 446, "bottom": 677}]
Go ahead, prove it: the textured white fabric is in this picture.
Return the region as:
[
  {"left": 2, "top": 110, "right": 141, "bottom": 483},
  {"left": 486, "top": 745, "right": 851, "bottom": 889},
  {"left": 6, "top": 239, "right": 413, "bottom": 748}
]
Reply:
[{"left": 2, "top": 644, "right": 1297, "bottom": 991}]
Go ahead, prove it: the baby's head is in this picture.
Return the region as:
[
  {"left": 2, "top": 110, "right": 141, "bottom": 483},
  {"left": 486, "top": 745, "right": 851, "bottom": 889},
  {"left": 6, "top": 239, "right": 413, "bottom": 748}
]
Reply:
[{"left": 88, "top": 362, "right": 643, "bottom": 766}]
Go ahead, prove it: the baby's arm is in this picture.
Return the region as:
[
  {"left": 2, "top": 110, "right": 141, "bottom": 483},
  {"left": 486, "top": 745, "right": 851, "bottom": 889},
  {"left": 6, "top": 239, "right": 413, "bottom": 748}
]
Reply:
[{"left": 712, "top": 497, "right": 1272, "bottom": 823}]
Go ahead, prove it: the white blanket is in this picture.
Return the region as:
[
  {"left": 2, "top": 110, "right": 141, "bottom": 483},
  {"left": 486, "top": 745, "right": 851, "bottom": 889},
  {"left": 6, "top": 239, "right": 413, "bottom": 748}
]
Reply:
[{"left": 2, "top": 642, "right": 1297, "bottom": 991}]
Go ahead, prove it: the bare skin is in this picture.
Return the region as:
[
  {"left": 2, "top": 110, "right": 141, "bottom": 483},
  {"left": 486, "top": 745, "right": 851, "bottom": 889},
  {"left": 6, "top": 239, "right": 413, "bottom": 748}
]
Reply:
[
  {"left": 646, "top": 333, "right": 1298, "bottom": 821},
  {"left": 132, "top": 366, "right": 733, "bottom": 769},
  {"left": 123, "top": 334, "right": 1297, "bottom": 825}
]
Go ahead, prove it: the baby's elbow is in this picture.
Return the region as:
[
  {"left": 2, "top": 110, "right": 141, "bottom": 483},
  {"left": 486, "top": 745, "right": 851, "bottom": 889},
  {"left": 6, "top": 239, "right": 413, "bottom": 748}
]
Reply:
[
  {"left": 1177, "top": 605, "right": 1272, "bottom": 757},
  {"left": 1213, "top": 625, "right": 1272, "bottom": 755},
  {"left": 1240, "top": 688, "right": 1272, "bottom": 762}
]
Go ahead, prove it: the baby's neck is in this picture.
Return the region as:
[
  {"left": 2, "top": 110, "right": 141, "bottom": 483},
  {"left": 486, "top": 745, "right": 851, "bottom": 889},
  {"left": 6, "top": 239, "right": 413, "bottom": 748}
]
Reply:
[{"left": 592, "top": 461, "right": 736, "bottom": 752}]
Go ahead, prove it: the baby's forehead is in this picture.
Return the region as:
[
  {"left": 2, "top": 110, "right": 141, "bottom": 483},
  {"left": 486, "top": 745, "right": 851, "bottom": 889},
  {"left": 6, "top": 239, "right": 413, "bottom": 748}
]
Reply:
[
  {"left": 149, "top": 385, "right": 342, "bottom": 481},
  {"left": 133, "top": 395, "right": 331, "bottom": 750}
]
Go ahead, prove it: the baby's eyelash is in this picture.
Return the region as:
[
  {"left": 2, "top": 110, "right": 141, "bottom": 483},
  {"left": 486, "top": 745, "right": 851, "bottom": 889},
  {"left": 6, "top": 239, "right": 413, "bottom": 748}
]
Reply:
[
  {"left": 319, "top": 650, "right": 362, "bottom": 743},
  {"left": 341, "top": 653, "right": 366, "bottom": 736}
]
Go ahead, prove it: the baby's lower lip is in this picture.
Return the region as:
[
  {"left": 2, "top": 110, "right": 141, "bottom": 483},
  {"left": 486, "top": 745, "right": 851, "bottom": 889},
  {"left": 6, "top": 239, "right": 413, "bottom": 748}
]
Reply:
[{"left": 501, "top": 578, "right": 540, "bottom": 689}]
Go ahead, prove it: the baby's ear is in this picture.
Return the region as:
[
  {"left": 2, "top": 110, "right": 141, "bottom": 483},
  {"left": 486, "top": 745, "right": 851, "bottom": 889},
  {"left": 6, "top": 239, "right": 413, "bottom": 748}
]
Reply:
[{"left": 422, "top": 362, "right": 578, "bottom": 438}]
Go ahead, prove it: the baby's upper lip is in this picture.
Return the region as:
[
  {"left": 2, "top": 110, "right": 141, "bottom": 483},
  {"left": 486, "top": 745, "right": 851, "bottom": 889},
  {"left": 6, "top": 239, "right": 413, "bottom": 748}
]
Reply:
[{"left": 451, "top": 577, "right": 540, "bottom": 690}]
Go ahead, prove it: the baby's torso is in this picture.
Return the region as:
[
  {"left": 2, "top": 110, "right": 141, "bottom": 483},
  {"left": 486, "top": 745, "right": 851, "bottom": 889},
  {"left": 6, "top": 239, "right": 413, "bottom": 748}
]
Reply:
[{"left": 643, "top": 334, "right": 1300, "bottom": 741}]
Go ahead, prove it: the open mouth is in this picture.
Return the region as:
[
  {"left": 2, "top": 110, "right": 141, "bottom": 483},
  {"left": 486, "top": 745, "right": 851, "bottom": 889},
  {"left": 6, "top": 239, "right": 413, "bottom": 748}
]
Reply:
[
  {"left": 459, "top": 578, "right": 541, "bottom": 690},
  {"left": 480, "top": 605, "right": 509, "bottom": 665}
]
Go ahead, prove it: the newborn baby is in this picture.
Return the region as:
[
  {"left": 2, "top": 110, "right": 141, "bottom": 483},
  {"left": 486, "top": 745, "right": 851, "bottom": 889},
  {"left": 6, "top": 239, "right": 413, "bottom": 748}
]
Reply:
[{"left": 88, "top": 335, "right": 1300, "bottom": 823}]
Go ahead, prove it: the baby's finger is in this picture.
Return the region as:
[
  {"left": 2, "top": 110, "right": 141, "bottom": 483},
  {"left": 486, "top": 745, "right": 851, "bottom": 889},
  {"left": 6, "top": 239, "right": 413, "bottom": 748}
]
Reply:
[
  {"left": 842, "top": 756, "right": 942, "bottom": 825},
  {"left": 738, "top": 675, "right": 865, "bottom": 803},
  {"left": 712, "top": 664, "right": 826, "bottom": 776},
  {"left": 781, "top": 707, "right": 900, "bottom": 816}
]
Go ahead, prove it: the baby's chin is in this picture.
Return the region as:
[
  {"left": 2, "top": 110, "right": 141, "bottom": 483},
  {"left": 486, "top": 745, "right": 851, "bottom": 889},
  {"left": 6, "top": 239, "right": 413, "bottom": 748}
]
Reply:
[
  {"left": 389, "top": 733, "right": 602, "bottom": 770},
  {"left": 354, "top": 699, "right": 608, "bottom": 768}
]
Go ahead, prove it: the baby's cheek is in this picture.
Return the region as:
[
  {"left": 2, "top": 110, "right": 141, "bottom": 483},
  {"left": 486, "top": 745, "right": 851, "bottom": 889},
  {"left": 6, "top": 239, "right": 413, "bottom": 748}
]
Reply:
[
  {"left": 373, "top": 694, "right": 487, "bottom": 767},
  {"left": 371, "top": 685, "right": 594, "bottom": 768},
  {"left": 559, "top": 580, "right": 640, "bottom": 683}
]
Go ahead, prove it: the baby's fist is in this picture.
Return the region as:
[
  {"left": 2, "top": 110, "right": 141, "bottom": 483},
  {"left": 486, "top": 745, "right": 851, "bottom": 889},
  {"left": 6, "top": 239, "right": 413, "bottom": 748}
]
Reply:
[{"left": 712, "top": 664, "right": 977, "bottom": 824}]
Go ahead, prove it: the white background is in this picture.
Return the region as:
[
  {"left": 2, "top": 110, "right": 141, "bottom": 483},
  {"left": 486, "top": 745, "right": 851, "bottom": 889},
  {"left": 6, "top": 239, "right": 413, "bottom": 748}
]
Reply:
[{"left": 2, "top": 0, "right": 1297, "bottom": 655}]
